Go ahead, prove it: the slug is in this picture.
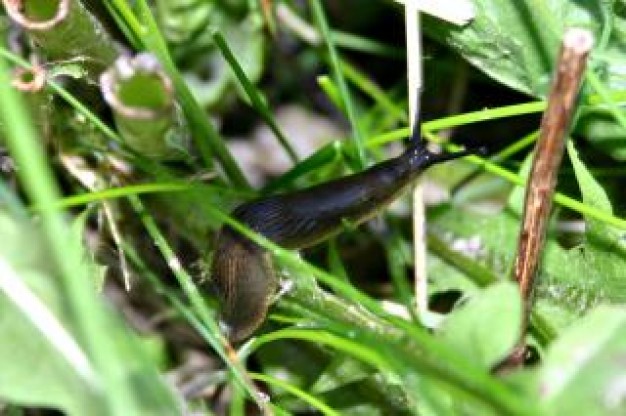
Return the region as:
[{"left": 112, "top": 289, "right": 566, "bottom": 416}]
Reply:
[{"left": 211, "top": 117, "right": 472, "bottom": 341}]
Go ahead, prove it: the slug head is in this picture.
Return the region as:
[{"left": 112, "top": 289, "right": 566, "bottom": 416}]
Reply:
[
  {"left": 404, "top": 143, "right": 474, "bottom": 173},
  {"left": 405, "top": 101, "right": 479, "bottom": 170},
  {"left": 211, "top": 227, "right": 277, "bottom": 342}
]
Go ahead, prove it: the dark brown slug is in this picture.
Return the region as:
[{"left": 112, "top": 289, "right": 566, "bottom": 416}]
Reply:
[{"left": 211, "top": 116, "right": 472, "bottom": 342}]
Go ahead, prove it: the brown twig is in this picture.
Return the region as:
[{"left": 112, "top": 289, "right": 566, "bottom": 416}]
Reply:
[{"left": 504, "top": 28, "right": 594, "bottom": 369}]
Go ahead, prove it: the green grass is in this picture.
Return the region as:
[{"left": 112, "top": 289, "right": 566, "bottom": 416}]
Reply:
[{"left": 2, "top": 1, "right": 626, "bottom": 415}]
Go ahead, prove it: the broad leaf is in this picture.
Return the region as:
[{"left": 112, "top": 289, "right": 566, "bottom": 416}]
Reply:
[
  {"left": 424, "top": 0, "right": 626, "bottom": 158},
  {"left": 0, "top": 210, "right": 97, "bottom": 414},
  {"left": 438, "top": 281, "right": 522, "bottom": 368},
  {"left": 538, "top": 305, "right": 626, "bottom": 416},
  {"left": 431, "top": 139, "right": 626, "bottom": 337},
  {"left": 423, "top": 0, "right": 621, "bottom": 97},
  {"left": 0, "top": 206, "right": 180, "bottom": 415}
]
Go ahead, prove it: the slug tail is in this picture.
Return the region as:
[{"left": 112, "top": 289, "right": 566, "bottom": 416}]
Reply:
[{"left": 211, "top": 227, "right": 277, "bottom": 342}]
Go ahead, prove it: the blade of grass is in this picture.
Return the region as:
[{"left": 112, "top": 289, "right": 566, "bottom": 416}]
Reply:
[
  {"left": 331, "top": 30, "right": 404, "bottom": 58},
  {"left": 32, "top": 182, "right": 254, "bottom": 211},
  {"left": 250, "top": 372, "right": 341, "bottom": 416},
  {"left": 262, "top": 140, "right": 342, "bottom": 193},
  {"left": 495, "top": 130, "right": 540, "bottom": 160},
  {"left": 340, "top": 60, "right": 407, "bottom": 123},
  {"left": 32, "top": 182, "right": 188, "bottom": 210},
  {"left": 127, "top": 195, "right": 270, "bottom": 412},
  {"left": 317, "top": 74, "right": 345, "bottom": 112},
  {"left": 310, "top": 0, "right": 367, "bottom": 169},
  {"left": 212, "top": 30, "right": 299, "bottom": 163},
  {"left": 248, "top": 329, "right": 394, "bottom": 371},
  {"left": 422, "top": 131, "right": 626, "bottom": 231},
  {"left": 367, "top": 127, "right": 411, "bottom": 147},
  {"left": 358, "top": 88, "right": 407, "bottom": 137},
  {"left": 450, "top": 130, "right": 540, "bottom": 194},
  {"left": 326, "top": 239, "right": 350, "bottom": 283},
  {"left": 424, "top": 101, "right": 547, "bottom": 131},
  {"left": 275, "top": 3, "right": 404, "bottom": 58}
]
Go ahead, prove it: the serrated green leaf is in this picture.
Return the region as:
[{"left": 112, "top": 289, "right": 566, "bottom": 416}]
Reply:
[
  {"left": 424, "top": 0, "right": 626, "bottom": 158},
  {"left": 423, "top": 0, "right": 612, "bottom": 96}
]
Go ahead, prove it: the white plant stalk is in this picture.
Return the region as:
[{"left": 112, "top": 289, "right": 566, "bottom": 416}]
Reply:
[{"left": 392, "top": 0, "right": 475, "bottom": 26}]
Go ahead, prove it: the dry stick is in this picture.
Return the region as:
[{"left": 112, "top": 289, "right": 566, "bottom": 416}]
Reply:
[{"left": 506, "top": 28, "right": 594, "bottom": 368}]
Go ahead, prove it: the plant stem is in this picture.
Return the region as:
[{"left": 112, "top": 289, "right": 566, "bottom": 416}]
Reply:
[
  {"left": 513, "top": 29, "right": 593, "bottom": 315},
  {"left": 3, "top": 0, "right": 118, "bottom": 79},
  {"left": 507, "top": 28, "right": 593, "bottom": 369}
]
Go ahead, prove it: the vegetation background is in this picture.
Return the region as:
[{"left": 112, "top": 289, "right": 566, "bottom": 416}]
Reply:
[{"left": 0, "top": 0, "right": 625, "bottom": 415}]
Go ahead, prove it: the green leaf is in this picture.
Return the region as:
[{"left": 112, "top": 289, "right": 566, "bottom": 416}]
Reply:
[
  {"left": 162, "top": 4, "right": 265, "bottom": 109},
  {"left": 431, "top": 141, "right": 626, "bottom": 333},
  {"left": 0, "top": 207, "right": 180, "bottom": 415},
  {"left": 538, "top": 305, "right": 626, "bottom": 416},
  {"left": 423, "top": 0, "right": 614, "bottom": 97},
  {"left": 567, "top": 140, "right": 620, "bottom": 237},
  {"left": 0, "top": 210, "right": 97, "bottom": 414},
  {"left": 577, "top": 109, "right": 626, "bottom": 160},
  {"left": 438, "top": 281, "right": 522, "bottom": 368},
  {"left": 424, "top": 1, "right": 626, "bottom": 158},
  {"left": 565, "top": 141, "right": 626, "bottom": 297}
]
